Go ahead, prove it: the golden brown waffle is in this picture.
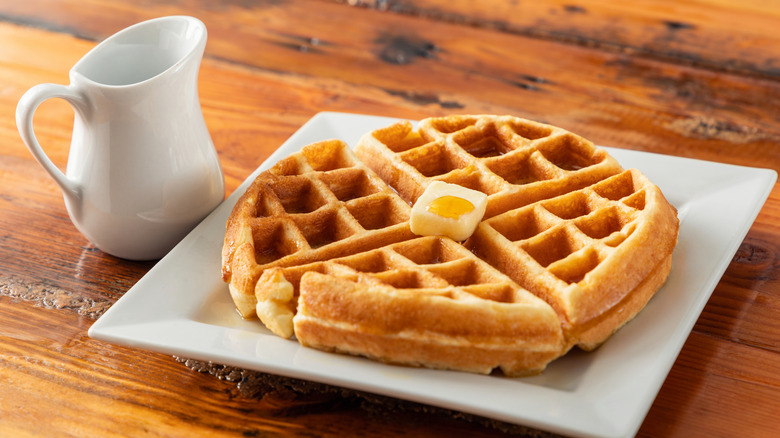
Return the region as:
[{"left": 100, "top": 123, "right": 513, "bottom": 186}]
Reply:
[
  {"left": 222, "top": 115, "right": 679, "bottom": 375},
  {"left": 222, "top": 139, "right": 416, "bottom": 335},
  {"left": 466, "top": 169, "right": 678, "bottom": 350},
  {"left": 356, "top": 114, "right": 624, "bottom": 217},
  {"left": 264, "top": 236, "right": 565, "bottom": 376}
]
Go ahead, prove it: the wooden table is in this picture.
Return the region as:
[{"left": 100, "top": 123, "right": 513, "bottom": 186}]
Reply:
[{"left": 1, "top": 1, "right": 778, "bottom": 436}]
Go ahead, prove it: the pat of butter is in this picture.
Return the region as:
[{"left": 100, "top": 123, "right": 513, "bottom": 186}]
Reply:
[{"left": 410, "top": 181, "right": 487, "bottom": 241}]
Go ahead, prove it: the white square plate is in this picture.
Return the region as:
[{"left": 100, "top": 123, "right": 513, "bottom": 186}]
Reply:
[{"left": 89, "top": 112, "right": 776, "bottom": 438}]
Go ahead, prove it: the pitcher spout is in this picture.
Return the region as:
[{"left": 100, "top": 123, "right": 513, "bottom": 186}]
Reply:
[{"left": 70, "top": 16, "right": 207, "bottom": 88}]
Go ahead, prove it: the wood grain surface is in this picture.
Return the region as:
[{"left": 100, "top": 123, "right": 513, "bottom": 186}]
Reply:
[{"left": 1, "top": 1, "right": 778, "bottom": 437}]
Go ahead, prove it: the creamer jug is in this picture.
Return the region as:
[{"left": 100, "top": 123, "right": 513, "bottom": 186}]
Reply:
[{"left": 16, "top": 16, "right": 224, "bottom": 260}]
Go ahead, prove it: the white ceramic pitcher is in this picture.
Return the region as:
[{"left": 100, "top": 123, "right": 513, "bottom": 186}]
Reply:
[{"left": 16, "top": 16, "right": 224, "bottom": 261}]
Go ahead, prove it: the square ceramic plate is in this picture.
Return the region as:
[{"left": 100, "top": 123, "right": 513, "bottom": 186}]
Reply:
[{"left": 89, "top": 112, "right": 776, "bottom": 438}]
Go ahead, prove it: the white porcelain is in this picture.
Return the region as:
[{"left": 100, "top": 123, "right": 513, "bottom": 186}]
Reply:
[
  {"left": 89, "top": 113, "right": 777, "bottom": 438},
  {"left": 16, "top": 16, "right": 224, "bottom": 260}
]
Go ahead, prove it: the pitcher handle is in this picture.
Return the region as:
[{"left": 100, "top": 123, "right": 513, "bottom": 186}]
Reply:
[{"left": 16, "top": 83, "right": 88, "bottom": 199}]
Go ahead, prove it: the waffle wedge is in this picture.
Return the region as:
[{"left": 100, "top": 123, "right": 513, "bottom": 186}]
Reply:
[{"left": 221, "top": 139, "right": 415, "bottom": 336}]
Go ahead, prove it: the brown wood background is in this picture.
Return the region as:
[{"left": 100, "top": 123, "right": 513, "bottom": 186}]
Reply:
[{"left": 1, "top": 0, "right": 778, "bottom": 436}]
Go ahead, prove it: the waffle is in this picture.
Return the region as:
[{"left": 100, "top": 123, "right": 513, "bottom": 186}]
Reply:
[
  {"left": 270, "top": 236, "right": 565, "bottom": 376},
  {"left": 356, "top": 115, "right": 624, "bottom": 218},
  {"left": 221, "top": 139, "right": 416, "bottom": 336},
  {"left": 222, "top": 115, "right": 679, "bottom": 375},
  {"left": 466, "top": 168, "right": 678, "bottom": 350}
]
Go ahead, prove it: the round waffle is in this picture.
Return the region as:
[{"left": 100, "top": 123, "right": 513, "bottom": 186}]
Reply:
[{"left": 221, "top": 115, "right": 679, "bottom": 376}]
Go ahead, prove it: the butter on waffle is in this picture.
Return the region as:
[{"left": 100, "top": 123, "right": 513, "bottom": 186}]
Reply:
[{"left": 222, "top": 115, "right": 679, "bottom": 375}]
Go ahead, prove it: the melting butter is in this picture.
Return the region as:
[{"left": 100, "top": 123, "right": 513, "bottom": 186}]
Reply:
[
  {"left": 426, "top": 195, "right": 475, "bottom": 219},
  {"left": 410, "top": 181, "right": 487, "bottom": 241}
]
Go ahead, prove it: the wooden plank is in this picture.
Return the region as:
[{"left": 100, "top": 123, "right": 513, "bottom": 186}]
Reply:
[
  {"left": 340, "top": 0, "right": 780, "bottom": 79},
  {"left": 642, "top": 331, "right": 780, "bottom": 437}
]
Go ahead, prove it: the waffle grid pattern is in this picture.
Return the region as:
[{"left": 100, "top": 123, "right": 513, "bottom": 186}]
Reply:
[
  {"left": 264, "top": 236, "right": 535, "bottom": 304},
  {"left": 287, "top": 236, "right": 565, "bottom": 375},
  {"left": 356, "top": 115, "right": 624, "bottom": 218},
  {"left": 222, "top": 140, "right": 415, "bottom": 318},
  {"left": 477, "top": 170, "right": 645, "bottom": 286},
  {"left": 222, "top": 115, "right": 679, "bottom": 375}
]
